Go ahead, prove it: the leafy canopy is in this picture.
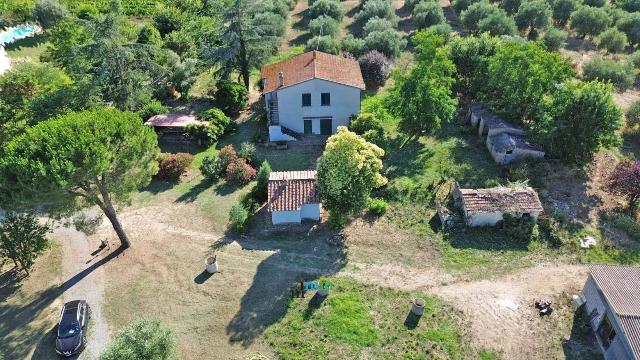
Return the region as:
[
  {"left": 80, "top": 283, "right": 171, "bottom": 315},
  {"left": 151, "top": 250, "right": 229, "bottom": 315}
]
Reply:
[
  {"left": 100, "top": 318, "right": 176, "bottom": 360},
  {"left": 0, "top": 213, "right": 51, "bottom": 275}
]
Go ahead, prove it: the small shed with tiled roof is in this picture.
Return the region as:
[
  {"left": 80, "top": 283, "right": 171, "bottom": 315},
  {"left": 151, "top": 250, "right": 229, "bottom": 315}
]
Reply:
[
  {"left": 582, "top": 264, "right": 640, "bottom": 360},
  {"left": 453, "top": 184, "right": 543, "bottom": 226},
  {"left": 268, "top": 170, "right": 321, "bottom": 224}
]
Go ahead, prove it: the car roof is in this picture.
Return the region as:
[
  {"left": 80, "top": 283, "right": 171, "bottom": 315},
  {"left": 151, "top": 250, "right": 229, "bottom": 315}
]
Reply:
[{"left": 63, "top": 300, "right": 85, "bottom": 309}]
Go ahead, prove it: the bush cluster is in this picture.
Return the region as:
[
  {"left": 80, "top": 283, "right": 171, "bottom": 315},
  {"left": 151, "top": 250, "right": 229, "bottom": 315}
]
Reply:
[
  {"left": 305, "top": 0, "right": 342, "bottom": 54},
  {"left": 156, "top": 153, "right": 194, "bottom": 181},
  {"left": 137, "top": 100, "right": 169, "bottom": 121},
  {"left": 214, "top": 80, "right": 248, "bottom": 114},
  {"left": 368, "top": 198, "right": 388, "bottom": 215},
  {"left": 345, "top": 0, "right": 405, "bottom": 60},
  {"left": 200, "top": 144, "right": 257, "bottom": 185},
  {"left": 582, "top": 57, "right": 636, "bottom": 90}
]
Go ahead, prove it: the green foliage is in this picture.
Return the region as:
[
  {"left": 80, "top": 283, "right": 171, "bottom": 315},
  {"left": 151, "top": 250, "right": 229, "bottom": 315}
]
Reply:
[
  {"left": 73, "top": 3, "right": 99, "bottom": 19},
  {"left": 597, "top": 27, "right": 628, "bottom": 53},
  {"left": 629, "top": 51, "right": 640, "bottom": 69},
  {"left": 583, "top": 0, "right": 606, "bottom": 6},
  {"left": 238, "top": 142, "right": 257, "bottom": 166},
  {"left": 305, "top": 35, "right": 340, "bottom": 54},
  {"left": 198, "top": 108, "right": 233, "bottom": 134},
  {"left": 453, "top": 0, "right": 482, "bottom": 14},
  {"left": 364, "top": 28, "right": 406, "bottom": 59},
  {"left": 309, "top": 15, "right": 340, "bottom": 37},
  {"left": 368, "top": 198, "right": 388, "bottom": 215},
  {"left": 215, "top": 80, "right": 248, "bottom": 113},
  {"left": 137, "top": 100, "right": 168, "bottom": 121},
  {"left": 229, "top": 202, "right": 249, "bottom": 231},
  {"left": 449, "top": 33, "right": 500, "bottom": 97},
  {"left": 341, "top": 35, "right": 366, "bottom": 57},
  {"left": 100, "top": 318, "right": 176, "bottom": 360},
  {"left": 477, "top": 8, "right": 517, "bottom": 35},
  {"left": 315, "top": 290, "right": 379, "bottom": 346},
  {"left": 514, "top": 0, "right": 551, "bottom": 38},
  {"left": 627, "top": 100, "right": 640, "bottom": 128},
  {"left": 582, "top": 57, "right": 635, "bottom": 90},
  {"left": 499, "top": 213, "right": 538, "bottom": 243},
  {"left": 156, "top": 153, "right": 194, "bottom": 181},
  {"left": 570, "top": 5, "right": 610, "bottom": 37},
  {"left": 309, "top": 0, "right": 343, "bottom": 21},
  {"left": 542, "top": 27, "right": 568, "bottom": 50},
  {"left": 350, "top": 112, "right": 385, "bottom": 136},
  {"left": 620, "top": 0, "right": 640, "bottom": 11},
  {"left": 153, "top": 5, "right": 186, "bottom": 36},
  {"left": 33, "top": 0, "right": 69, "bottom": 28},
  {"left": 413, "top": 0, "right": 446, "bottom": 28},
  {"left": 616, "top": 12, "right": 640, "bottom": 46},
  {"left": 356, "top": 0, "right": 395, "bottom": 23},
  {"left": 388, "top": 32, "right": 457, "bottom": 137},
  {"left": 255, "top": 161, "right": 271, "bottom": 202},
  {"left": 461, "top": 1, "right": 501, "bottom": 32},
  {"left": 363, "top": 17, "right": 394, "bottom": 36},
  {"left": 0, "top": 212, "right": 50, "bottom": 275},
  {"left": 137, "top": 23, "right": 163, "bottom": 46},
  {"left": 0, "top": 108, "right": 160, "bottom": 247},
  {"left": 479, "top": 41, "right": 574, "bottom": 124},
  {"left": 253, "top": 11, "right": 287, "bottom": 37},
  {"left": 317, "top": 127, "right": 386, "bottom": 222},
  {"left": 225, "top": 158, "right": 256, "bottom": 185},
  {"left": 199, "top": 155, "right": 225, "bottom": 181},
  {"left": 501, "top": 0, "right": 521, "bottom": 14},
  {"left": 426, "top": 23, "right": 454, "bottom": 38},
  {"left": 603, "top": 213, "right": 640, "bottom": 242},
  {"left": 551, "top": 0, "right": 577, "bottom": 25},
  {"left": 532, "top": 81, "right": 622, "bottom": 164}
]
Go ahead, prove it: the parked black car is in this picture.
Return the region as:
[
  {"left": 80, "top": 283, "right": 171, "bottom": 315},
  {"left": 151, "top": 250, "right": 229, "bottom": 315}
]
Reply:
[{"left": 55, "top": 300, "right": 89, "bottom": 357}]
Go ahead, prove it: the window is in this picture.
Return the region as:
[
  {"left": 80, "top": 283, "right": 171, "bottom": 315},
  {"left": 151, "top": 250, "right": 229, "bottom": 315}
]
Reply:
[
  {"left": 302, "top": 93, "right": 311, "bottom": 107},
  {"left": 321, "top": 92, "right": 330, "bottom": 106},
  {"left": 597, "top": 315, "right": 616, "bottom": 349},
  {"left": 506, "top": 149, "right": 513, "bottom": 154}
]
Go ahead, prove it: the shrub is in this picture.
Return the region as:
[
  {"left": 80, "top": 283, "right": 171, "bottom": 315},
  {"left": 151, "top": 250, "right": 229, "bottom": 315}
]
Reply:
[
  {"left": 200, "top": 155, "right": 225, "bottom": 181},
  {"left": 364, "top": 29, "right": 406, "bottom": 59},
  {"left": 229, "top": 203, "right": 249, "bottom": 231},
  {"left": 255, "top": 160, "right": 272, "bottom": 202},
  {"left": 543, "top": 27, "right": 568, "bottom": 50},
  {"left": 305, "top": 35, "right": 340, "bottom": 54},
  {"left": 185, "top": 124, "right": 220, "bottom": 146},
  {"left": 514, "top": 0, "right": 551, "bottom": 39},
  {"left": 226, "top": 158, "right": 256, "bottom": 185},
  {"left": 137, "top": 24, "right": 163, "bottom": 46},
  {"left": 153, "top": 6, "right": 185, "bottom": 36},
  {"left": 583, "top": 0, "right": 606, "bottom": 7},
  {"left": 551, "top": 0, "right": 577, "bottom": 26},
  {"left": 413, "top": 1, "right": 446, "bottom": 28},
  {"left": 621, "top": 0, "right": 640, "bottom": 12},
  {"left": 426, "top": 23, "right": 453, "bottom": 38},
  {"left": 309, "top": 15, "right": 340, "bottom": 37},
  {"left": 215, "top": 80, "right": 248, "bottom": 114},
  {"left": 537, "top": 216, "right": 566, "bottom": 247},
  {"left": 100, "top": 318, "right": 176, "bottom": 360},
  {"left": 453, "top": 0, "right": 483, "bottom": 14},
  {"left": 499, "top": 213, "right": 538, "bottom": 243},
  {"left": 356, "top": 0, "right": 395, "bottom": 23},
  {"left": 164, "top": 29, "right": 196, "bottom": 58},
  {"left": 358, "top": 51, "right": 391, "bottom": 88},
  {"left": 309, "top": 0, "right": 343, "bottom": 21},
  {"left": 461, "top": 1, "right": 501, "bottom": 32},
  {"left": 350, "top": 112, "right": 385, "bottom": 136},
  {"left": 500, "top": 0, "right": 521, "bottom": 14},
  {"left": 254, "top": 11, "right": 287, "bottom": 37},
  {"left": 608, "top": 160, "right": 640, "bottom": 205},
  {"left": 238, "top": 142, "right": 258, "bottom": 166},
  {"left": 341, "top": 35, "right": 366, "bottom": 57},
  {"left": 616, "top": 12, "right": 640, "bottom": 46},
  {"left": 219, "top": 145, "right": 239, "bottom": 169},
  {"left": 363, "top": 17, "right": 394, "bottom": 37},
  {"left": 582, "top": 58, "right": 635, "bottom": 90},
  {"left": 627, "top": 100, "right": 640, "bottom": 128},
  {"left": 33, "top": 0, "right": 69, "bottom": 29},
  {"left": 629, "top": 51, "right": 640, "bottom": 69},
  {"left": 368, "top": 198, "right": 388, "bottom": 215},
  {"left": 477, "top": 8, "right": 517, "bottom": 35},
  {"left": 138, "top": 100, "right": 169, "bottom": 121},
  {"left": 405, "top": 0, "right": 426, "bottom": 11},
  {"left": 199, "top": 107, "right": 233, "bottom": 134},
  {"left": 74, "top": 3, "right": 99, "bottom": 19},
  {"left": 156, "top": 153, "right": 193, "bottom": 180},
  {"left": 570, "top": 6, "right": 610, "bottom": 38},
  {"left": 597, "top": 27, "right": 628, "bottom": 53}
]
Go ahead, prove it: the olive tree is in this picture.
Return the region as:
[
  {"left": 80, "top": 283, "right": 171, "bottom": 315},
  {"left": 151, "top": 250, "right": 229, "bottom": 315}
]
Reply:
[
  {"left": 514, "top": 0, "right": 551, "bottom": 39},
  {"left": 0, "top": 108, "right": 160, "bottom": 248},
  {"left": 570, "top": 6, "right": 610, "bottom": 38},
  {"left": 101, "top": 318, "right": 176, "bottom": 360},
  {"left": 0, "top": 213, "right": 51, "bottom": 275}
]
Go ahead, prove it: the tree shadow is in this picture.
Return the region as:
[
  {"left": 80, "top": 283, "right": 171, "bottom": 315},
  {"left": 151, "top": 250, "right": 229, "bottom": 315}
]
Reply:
[
  {"left": 0, "top": 268, "right": 25, "bottom": 302},
  {"left": 4, "top": 33, "right": 48, "bottom": 52},
  {"left": 292, "top": 8, "right": 312, "bottom": 31},
  {"left": 213, "top": 183, "right": 238, "bottom": 196},
  {"left": 446, "top": 226, "right": 531, "bottom": 252},
  {"left": 562, "top": 306, "right": 604, "bottom": 360},
  {"left": 143, "top": 178, "right": 179, "bottom": 195},
  {"left": 176, "top": 178, "right": 213, "bottom": 203},
  {"left": 290, "top": 32, "right": 313, "bottom": 47}
]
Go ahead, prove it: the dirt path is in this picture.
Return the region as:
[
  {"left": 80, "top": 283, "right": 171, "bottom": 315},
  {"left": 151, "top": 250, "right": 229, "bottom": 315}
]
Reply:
[{"left": 54, "top": 223, "right": 110, "bottom": 359}]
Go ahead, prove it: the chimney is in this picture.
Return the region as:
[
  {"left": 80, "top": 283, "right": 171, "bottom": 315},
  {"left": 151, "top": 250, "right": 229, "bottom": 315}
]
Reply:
[{"left": 278, "top": 71, "right": 284, "bottom": 87}]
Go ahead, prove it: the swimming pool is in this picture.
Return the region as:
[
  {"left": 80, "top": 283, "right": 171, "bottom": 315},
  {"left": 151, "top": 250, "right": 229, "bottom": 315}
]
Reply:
[{"left": 0, "top": 25, "right": 40, "bottom": 46}]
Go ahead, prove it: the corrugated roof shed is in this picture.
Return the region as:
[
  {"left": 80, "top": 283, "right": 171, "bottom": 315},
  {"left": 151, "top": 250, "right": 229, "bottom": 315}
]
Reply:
[
  {"left": 260, "top": 51, "right": 366, "bottom": 93},
  {"left": 590, "top": 264, "right": 640, "bottom": 359},
  {"left": 268, "top": 171, "right": 320, "bottom": 212},
  {"left": 459, "top": 186, "right": 544, "bottom": 214}
]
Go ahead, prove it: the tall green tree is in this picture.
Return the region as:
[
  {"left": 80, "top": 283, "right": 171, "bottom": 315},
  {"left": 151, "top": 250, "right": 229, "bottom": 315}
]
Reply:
[
  {"left": 205, "top": 0, "right": 277, "bottom": 89},
  {"left": 514, "top": 0, "right": 551, "bottom": 39},
  {"left": 388, "top": 31, "right": 457, "bottom": 138},
  {"left": 0, "top": 108, "right": 160, "bottom": 248},
  {"left": 479, "top": 41, "right": 573, "bottom": 124},
  {"left": 532, "top": 81, "right": 622, "bottom": 164},
  {"left": 449, "top": 33, "right": 500, "bottom": 97},
  {"left": 0, "top": 213, "right": 51, "bottom": 275},
  {"left": 317, "top": 127, "right": 387, "bottom": 226}
]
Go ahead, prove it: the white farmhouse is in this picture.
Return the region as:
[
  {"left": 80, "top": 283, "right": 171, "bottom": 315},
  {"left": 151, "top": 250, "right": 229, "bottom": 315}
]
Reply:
[
  {"left": 260, "top": 51, "right": 365, "bottom": 142},
  {"left": 453, "top": 185, "right": 543, "bottom": 227},
  {"left": 268, "top": 171, "right": 321, "bottom": 224}
]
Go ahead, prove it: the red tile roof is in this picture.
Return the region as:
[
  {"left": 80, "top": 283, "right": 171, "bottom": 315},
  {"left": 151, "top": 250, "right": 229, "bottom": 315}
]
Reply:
[
  {"left": 459, "top": 186, "right": 543, "bottom": 214},
  {"left": 260, "top": 51, "right": 366, "bottom": 93},
  {"left": 144, "top": 114, "right": 208, "bottom": 128},
  {"left": 268, "top": 171, "right": 320, "bottom": 212}
]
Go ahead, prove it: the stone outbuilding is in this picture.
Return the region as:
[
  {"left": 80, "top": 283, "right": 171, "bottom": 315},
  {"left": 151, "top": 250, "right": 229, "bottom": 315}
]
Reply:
[
  {"left": 267, "top": 171, "right": 321, "bottom": 224},
  {"left": 453, "top": 184, "right": 544, "bottom": 227}
]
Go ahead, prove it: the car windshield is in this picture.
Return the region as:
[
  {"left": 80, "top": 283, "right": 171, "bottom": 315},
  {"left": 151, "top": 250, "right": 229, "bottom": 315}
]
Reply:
[{"left": 58, "top": 321, "right": 80, "bottom": 338}]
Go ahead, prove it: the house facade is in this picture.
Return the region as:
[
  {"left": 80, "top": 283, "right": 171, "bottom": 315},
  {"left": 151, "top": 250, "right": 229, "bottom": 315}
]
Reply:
[
  {"left": 453, "top": 184, "right": 544, "bottom": 227},
  {"left": 260, "top": 51, "right": 365, "bottom": 142},
  {"left": 267, "top": 171, "right": 321, "bottom": 224},
  {"left": 581, "top": 265, "right": 640, "bottom": 360}
]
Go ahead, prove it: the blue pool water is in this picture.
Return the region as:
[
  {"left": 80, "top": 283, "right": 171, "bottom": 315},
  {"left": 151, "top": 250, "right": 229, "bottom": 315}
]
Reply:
[{"left": 0, "top": 25, "right": 39, "bottom": 46}]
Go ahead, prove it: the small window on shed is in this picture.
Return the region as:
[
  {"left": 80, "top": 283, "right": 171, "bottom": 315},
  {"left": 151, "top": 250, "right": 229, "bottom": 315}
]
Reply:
[{"left": 597, "top": 315, "right": 616, "bottom": 349}]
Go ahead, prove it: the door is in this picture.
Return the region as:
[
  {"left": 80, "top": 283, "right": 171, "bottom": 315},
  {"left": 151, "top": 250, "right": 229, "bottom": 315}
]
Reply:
[
  {"left": 320, "top": 118, "right": 332, "bottom": 135},
  {"left": 304, "top": 119, "right": 312, "bottom": 134}
]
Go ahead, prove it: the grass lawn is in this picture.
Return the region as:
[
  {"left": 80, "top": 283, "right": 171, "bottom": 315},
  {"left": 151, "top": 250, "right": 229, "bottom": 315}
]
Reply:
[{"left": 265, "top": 276, "right": 492, "bottom": 359}]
